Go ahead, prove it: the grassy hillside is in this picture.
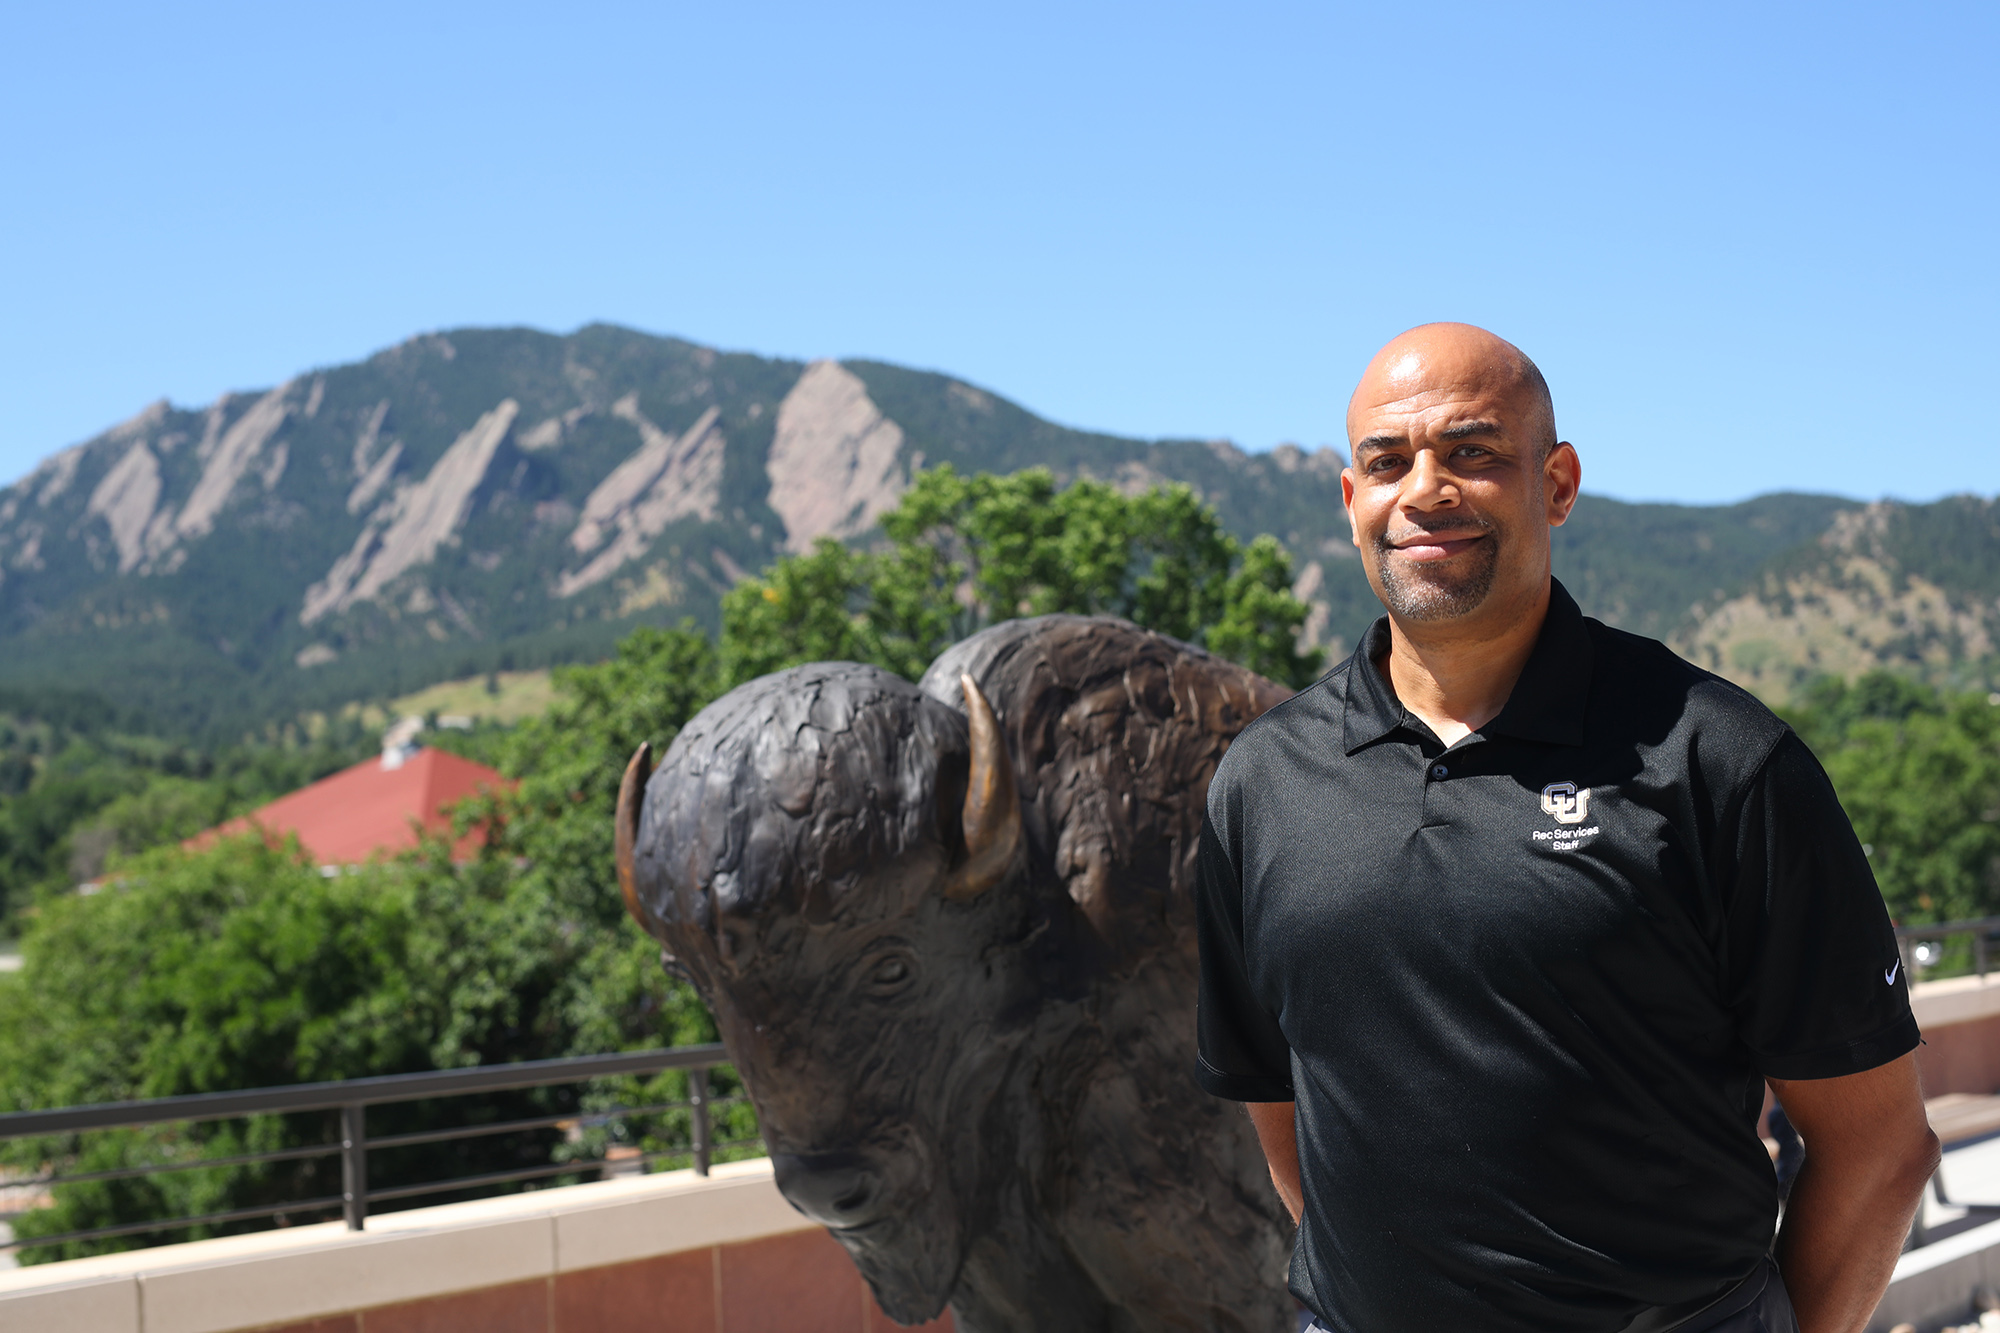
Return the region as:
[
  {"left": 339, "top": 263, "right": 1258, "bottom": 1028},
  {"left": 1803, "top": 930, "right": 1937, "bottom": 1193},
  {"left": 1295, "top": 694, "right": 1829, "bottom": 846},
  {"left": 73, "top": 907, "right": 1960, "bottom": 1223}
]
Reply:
[{"left": 1675, "top": 498, "right": 2000, "bottom": 703}]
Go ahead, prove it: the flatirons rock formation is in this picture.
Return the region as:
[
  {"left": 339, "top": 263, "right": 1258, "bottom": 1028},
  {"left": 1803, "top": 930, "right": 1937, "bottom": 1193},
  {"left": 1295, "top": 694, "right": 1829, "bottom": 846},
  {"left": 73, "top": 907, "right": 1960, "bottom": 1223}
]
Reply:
[{"left": 0, "top": 326, "right": 1356, "bottom": 731}]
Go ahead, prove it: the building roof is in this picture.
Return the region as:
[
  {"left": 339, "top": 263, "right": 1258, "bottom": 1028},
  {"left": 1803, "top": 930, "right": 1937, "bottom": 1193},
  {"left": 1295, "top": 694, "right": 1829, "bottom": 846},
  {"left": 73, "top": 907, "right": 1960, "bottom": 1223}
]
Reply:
[{"left": 192, "top": 747, "right": 509, "bottom": 865}]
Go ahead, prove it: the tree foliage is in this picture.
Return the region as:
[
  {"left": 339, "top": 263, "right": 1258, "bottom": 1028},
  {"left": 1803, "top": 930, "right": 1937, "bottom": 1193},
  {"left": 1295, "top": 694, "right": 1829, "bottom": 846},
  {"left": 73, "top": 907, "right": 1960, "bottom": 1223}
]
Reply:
[
  {"left": 718, "top": 541, "right": 875, "bottom": 686},
  {"left": 1786, "top": 672, "right": 2000, "bottom": 926},
  {"left": 0, "top": 822, "right": 735, "bottom": 1262},
  {"left": 0, "top": 625, "right": 735, "bottom": 1261},
  {"left": 0, "top": 717, "right": 375, "bottom": 924},
  {"left": 721, "top": 465, "right": 1324, "bottom": 688}
]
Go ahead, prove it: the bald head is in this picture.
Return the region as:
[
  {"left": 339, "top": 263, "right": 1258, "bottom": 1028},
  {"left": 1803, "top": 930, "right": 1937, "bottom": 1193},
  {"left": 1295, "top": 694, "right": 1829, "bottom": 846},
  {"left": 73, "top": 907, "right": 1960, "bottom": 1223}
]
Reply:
[
  {"left": 1347, "top": 324, "right": 1556, "bottom": 460},
  {"left": 1340, "top": 322, "right": 1580, "bottom": 631}
]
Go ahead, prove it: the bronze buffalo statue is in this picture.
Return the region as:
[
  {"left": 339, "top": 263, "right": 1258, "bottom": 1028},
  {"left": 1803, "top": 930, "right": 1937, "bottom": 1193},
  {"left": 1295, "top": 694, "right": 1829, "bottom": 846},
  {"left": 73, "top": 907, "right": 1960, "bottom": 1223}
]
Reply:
[{"left": 615, "top": 615, "right": 1296, "bottom": 1331}]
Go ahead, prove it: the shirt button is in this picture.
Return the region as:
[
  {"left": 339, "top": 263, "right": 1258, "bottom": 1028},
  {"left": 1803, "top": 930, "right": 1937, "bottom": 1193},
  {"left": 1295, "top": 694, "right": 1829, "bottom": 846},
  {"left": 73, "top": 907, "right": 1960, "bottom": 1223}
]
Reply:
[{"left": 1432, "top": 764, "right": 1448, "bottom": 779}]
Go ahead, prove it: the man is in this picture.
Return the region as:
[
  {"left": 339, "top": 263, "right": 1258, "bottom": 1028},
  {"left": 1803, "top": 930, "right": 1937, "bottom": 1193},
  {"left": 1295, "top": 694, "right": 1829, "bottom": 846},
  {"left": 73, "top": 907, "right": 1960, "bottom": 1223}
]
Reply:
[{"left": 1194, "top": 324, "right": 1939, "bottom": 1333}]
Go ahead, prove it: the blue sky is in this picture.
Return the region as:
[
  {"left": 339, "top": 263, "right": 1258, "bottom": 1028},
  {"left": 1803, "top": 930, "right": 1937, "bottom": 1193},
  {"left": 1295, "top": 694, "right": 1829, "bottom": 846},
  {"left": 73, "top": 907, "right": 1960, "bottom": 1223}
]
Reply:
[{"left": 1, "top": 1, "right": 1993, "bottom": 505}]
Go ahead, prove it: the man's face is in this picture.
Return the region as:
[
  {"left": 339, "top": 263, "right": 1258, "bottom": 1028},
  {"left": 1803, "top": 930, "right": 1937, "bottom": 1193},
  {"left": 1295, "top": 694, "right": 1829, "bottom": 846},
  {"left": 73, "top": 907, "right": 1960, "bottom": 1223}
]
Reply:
[{"left": 1342, "top": 350, "right": 1577, "bottom": 626}]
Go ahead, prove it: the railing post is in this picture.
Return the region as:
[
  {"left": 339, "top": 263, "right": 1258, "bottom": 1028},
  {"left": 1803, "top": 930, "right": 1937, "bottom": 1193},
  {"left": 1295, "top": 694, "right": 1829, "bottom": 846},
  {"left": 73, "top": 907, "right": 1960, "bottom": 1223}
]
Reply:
[
  {"left": 341, "top": 1103, "right": 368, "bottom": 1230},
  {"left": 1980, "top": 930, "right": 1991, "bottom": 981},
  {"left": 690, "top": 1067, "right": 711, "bottom": 1177}
]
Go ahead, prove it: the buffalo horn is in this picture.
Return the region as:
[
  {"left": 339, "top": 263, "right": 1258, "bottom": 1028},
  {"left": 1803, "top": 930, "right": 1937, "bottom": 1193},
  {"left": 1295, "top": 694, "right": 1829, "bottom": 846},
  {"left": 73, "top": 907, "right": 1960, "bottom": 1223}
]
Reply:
[
  {"left": 944, "top": 673, "right": 1022, "bottom": 901},
  {"left": 615, "top": 742, "right": 662, "bottom": 936}
]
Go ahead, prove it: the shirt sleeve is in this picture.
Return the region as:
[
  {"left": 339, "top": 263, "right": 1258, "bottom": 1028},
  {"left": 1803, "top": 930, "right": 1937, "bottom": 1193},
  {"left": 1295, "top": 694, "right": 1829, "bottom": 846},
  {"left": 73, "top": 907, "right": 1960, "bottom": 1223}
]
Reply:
[
  {"left": 1724, "top": 731, "right": 1920, "bottom": 1080},
  {"left": 1195, "top": 804, "right": 1295, "bottom": 1101}
]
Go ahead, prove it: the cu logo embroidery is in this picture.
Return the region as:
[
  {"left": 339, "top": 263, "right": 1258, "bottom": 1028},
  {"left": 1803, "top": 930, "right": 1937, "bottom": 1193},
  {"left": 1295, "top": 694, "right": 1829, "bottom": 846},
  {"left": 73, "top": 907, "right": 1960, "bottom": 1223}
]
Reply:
[{"left": 1541, "top": 782, "right": 1592, "bottom": 825}]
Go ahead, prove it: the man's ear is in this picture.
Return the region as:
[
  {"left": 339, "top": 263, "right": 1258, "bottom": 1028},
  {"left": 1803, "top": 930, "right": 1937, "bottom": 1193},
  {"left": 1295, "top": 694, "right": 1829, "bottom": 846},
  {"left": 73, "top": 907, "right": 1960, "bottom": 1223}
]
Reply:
[
  {"left": 1544, "top": 442, "right": 1582, "bottom": 527},
  {"left": 1341, "top": 467, "right": 1361, "bottom": 548}
]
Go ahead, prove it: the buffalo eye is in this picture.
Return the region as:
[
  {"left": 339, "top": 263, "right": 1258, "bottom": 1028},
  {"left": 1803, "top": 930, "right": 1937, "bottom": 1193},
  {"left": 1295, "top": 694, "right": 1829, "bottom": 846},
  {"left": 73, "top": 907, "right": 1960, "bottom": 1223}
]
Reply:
[{"left": 863, "top": 952, "right": 916, "bottom": 996}]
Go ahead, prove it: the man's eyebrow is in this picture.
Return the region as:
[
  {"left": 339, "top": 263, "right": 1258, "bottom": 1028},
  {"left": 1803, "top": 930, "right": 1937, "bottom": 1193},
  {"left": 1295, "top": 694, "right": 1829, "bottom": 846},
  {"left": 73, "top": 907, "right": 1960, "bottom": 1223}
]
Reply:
[
  {"left": 1353, "top": 432, "right": 1405, "bottom": 455},
  {"left": 1438, "top": 420, "right": 1503, "bottom": 441}
]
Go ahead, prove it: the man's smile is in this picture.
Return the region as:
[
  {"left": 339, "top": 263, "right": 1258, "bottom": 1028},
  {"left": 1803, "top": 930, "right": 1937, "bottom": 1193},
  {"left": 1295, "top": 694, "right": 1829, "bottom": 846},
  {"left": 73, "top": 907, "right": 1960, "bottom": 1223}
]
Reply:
[{"left": 1386, "top": 530, "right": 1490, "bottom": 562}]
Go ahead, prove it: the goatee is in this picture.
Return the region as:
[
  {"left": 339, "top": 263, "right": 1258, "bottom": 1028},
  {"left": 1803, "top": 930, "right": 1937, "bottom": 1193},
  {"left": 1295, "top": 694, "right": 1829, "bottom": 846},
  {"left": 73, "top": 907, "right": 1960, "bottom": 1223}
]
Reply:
[{"left": 1373, "top": 524, "right": 1500, "bottom": 621}]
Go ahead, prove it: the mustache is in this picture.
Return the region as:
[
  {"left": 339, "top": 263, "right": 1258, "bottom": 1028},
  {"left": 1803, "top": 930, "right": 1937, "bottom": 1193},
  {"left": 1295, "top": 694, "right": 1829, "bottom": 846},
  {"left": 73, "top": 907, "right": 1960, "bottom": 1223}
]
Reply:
[{"left": 1375, "top": 517, "right": 1495, "bottom": 551}]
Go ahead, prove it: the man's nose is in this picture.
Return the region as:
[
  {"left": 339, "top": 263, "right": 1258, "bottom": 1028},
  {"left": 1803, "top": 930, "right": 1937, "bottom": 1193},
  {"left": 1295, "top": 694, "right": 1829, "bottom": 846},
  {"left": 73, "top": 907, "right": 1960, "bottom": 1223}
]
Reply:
[
  {"left": 772, "top": 1149, "right": 890, "bottom": 1228},
  {"left": 1401, "top": 448, "right": 1460, "bottom": 509}
]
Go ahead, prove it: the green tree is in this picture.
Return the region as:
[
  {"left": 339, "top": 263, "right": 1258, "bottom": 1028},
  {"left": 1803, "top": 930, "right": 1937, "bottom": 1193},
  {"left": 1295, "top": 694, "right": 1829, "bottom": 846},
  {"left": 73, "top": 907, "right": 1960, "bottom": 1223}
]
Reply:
[
  {"left": 867, "top": 467, "right": 1243, "bottom": 672},
  {"left": 474, "top": 623, "right": 758, "bottom": 1180},
  {"left": 488, "top": 624, "right": 717, "bottom": 922},
  {"left": 0, "top": 740, "right": 147, "bottom": 906},
  {"left": 0, "top": 623, "right": 742, "bottom": 1262},
  {"left": 1787, "top": 673, "right": 2000, "bottom": 925},
  {"left": 718, "top": 541, "right": 876, "bottom": 686},
  {"left": 718, "top": 465, "right": 1324, "bottom": 689},
  {"left": 0, "top": 826, "right": 737, "bottom": 1262},
  {"left": 464, "top": 623, "right": 732, "bottom": 1070},
  {"left": 0, "top": 835, "right": 557, "bottom": 1260},
  {"left": 0, "top": 716, "right": 375, "bottom": 925},
  {"left": 1207, "top": 535, "right": 1327, "bottom": 687}
]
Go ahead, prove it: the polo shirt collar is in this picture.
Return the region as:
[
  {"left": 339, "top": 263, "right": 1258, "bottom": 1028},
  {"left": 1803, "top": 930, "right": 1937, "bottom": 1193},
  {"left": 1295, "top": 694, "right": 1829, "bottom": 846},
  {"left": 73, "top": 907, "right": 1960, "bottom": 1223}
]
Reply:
[
  {"left": 1340, "top": 578, "right": 1593, "bottom": 754},
  {"left": 1340, "top": 617, "right": 1406, "bottom": 754},
  {"left": 1486, "top": 579, "right": 1592, "bottom": 746}
]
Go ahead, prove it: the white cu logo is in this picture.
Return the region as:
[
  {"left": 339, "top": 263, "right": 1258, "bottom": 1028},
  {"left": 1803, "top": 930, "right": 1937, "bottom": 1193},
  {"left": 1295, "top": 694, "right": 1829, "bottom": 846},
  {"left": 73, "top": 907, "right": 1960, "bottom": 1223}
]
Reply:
[{"left": 1541, "top": 782, "right": 1591, "bottom": 825}]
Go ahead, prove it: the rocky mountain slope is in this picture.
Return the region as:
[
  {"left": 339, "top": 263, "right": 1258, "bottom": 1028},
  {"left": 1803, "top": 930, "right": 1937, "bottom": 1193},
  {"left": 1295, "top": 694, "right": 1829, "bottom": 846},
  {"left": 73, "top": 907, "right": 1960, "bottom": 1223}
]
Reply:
[
  {"left": 0, "top": 323, "right": 1987, "bottom": 733},
  {"left": 0, "top": 326, "right": 1362, "bottom": 733},
  {"left": 1670, "top": 497, "right": 2000, "bottom": 703}
]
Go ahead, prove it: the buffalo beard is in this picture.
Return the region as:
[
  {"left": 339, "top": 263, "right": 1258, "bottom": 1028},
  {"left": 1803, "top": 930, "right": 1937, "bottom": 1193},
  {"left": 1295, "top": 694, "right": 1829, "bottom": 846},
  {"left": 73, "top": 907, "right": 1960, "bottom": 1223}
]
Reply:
[{"left": 1372, "top": 523, "right": 1500, "bottom": 622}]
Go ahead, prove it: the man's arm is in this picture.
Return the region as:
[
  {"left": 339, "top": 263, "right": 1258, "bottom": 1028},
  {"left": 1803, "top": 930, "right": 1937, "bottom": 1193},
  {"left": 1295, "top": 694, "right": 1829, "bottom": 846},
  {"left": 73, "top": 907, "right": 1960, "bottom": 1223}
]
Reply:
[
  {"left": 1768, "top": 1052, "right": 1939, "bottom": 1333},
  {"left": 1246, "top": 1100, "right": 1303, "bottom": 1223}
]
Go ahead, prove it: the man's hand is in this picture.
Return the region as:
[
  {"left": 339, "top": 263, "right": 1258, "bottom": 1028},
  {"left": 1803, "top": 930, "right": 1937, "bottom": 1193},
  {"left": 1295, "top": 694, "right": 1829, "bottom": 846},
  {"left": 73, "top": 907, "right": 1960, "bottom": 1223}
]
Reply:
[
  {"left": 1246, "top": 1100, "right": 1303, "bottom": 1223},
  {"left": 1769, "top": 1052, "right": 1939, "bottom": 1333}
]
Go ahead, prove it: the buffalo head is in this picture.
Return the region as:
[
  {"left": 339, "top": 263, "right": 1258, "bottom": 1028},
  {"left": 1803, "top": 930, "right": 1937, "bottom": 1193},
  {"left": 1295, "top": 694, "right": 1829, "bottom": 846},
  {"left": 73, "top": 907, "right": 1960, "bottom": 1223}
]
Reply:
[
  {"left": 617, "top": 619, "right": 1297, "bottom": 1331},
  {"left": 619, "top": 663, "right": 1059, "bottom": 1322}
]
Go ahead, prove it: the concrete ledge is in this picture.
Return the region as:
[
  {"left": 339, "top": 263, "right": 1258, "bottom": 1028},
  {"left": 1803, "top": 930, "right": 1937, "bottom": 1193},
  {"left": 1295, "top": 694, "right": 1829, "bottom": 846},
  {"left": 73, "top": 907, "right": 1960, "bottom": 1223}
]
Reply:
[
  {"left": 1911, "top": 977, "right": 2000, "bottom": 1100},
  {"left": 1913, "top": 975, "right": 2000, "bottom": 1030},
  {"left": 0, "top": 1274, "right": 137, "bottom": 1333},
  {"left": 1869, "top": 1216, "right": 2000, "bottom": 1332},
  {"left": 0, "top": 1158, "right": 812, "bottom": 1333}
]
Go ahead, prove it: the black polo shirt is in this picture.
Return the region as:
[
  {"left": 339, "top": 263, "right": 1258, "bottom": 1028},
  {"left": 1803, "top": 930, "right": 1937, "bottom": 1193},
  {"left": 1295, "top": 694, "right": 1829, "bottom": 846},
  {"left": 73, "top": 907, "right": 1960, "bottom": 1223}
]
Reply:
[{"left": 1195, "top": 579, "right": 1918, "bottom": 1333}]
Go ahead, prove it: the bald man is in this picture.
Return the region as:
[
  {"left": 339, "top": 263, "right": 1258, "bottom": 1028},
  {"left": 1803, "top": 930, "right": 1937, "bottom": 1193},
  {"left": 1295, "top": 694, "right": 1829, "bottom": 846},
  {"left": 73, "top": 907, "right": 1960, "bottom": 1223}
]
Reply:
[{"left": 1195, "top": 325, "right": 1937, "bottom": 1333}]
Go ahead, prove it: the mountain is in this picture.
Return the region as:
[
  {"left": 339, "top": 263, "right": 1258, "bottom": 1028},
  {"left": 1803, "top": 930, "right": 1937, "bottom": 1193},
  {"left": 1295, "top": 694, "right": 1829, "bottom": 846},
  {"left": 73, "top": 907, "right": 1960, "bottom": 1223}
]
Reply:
[
  {"left": 1671, "top": 497, "right": 2000, "bottom": 702},
  {"left": 0, "top": 322, "right": 1987, "bottom": 733},
  {"left": 0, "top": 325, "right": 1357, "bottom": 734}
]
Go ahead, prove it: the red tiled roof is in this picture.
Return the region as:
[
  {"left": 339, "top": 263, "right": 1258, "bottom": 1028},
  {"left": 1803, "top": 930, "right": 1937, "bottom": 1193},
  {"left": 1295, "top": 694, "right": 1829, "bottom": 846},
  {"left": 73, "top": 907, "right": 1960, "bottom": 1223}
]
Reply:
[{"left": 190, "top": 748, "right": 510, "bottom": 864}]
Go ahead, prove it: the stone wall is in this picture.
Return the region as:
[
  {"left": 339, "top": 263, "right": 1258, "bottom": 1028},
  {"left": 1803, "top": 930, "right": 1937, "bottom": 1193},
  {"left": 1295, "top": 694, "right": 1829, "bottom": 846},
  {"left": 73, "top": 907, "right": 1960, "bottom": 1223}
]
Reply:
[{"left": 0, "top": 1159, "right": 950, "bottom": 1333}]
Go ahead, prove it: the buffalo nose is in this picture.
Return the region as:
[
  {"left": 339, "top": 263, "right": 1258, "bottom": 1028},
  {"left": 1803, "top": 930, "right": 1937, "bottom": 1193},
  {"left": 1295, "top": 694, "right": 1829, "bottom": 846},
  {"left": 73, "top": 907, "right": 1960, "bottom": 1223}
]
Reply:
[{"left": 772, "top": 1150, "right": 887, "bottom": 1228}]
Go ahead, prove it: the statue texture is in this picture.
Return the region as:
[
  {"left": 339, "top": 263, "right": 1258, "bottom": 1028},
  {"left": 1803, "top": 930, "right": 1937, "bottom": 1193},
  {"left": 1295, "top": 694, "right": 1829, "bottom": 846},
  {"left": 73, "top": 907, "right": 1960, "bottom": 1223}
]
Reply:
[{"left": 616, "top": 615, "right": 1297, "bottom": 1331}]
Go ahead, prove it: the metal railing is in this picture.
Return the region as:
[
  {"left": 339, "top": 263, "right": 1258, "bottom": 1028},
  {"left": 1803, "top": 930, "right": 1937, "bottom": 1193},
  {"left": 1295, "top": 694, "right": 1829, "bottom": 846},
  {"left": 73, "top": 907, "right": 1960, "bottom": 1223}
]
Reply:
[
  {"left": 0, "top": 1044, "right": 757, "bottom": 1255},
  {"left": 1895, "top": 915, "right": 2000, "bottom": 981}
]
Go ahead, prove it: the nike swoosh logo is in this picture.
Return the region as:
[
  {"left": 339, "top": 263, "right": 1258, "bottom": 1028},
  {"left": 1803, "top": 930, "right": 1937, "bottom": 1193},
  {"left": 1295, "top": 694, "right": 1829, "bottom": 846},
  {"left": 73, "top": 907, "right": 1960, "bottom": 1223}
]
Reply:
[{"left": 1886, "top": 959, "right": 1901, "bottom": 985}]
